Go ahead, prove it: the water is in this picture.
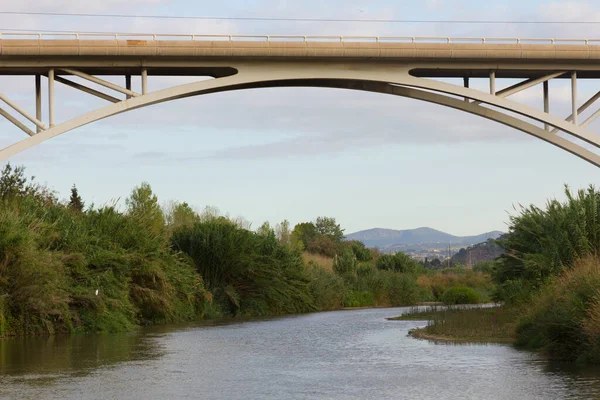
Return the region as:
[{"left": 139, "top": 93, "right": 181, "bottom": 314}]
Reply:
[{"left": 1, "top": 307, "right": 599, "bottom": 400}]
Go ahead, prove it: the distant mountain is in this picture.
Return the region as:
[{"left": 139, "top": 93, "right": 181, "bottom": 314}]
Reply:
[{"left": 345, "top": 227, "right": 504, "bottom": 249}]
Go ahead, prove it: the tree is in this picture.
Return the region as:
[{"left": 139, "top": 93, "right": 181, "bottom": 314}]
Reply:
[
  {"left": 347, "top": 240, "right": 373, "bottom": 262},
  {"left": 126, "top": 182, "right": 164, "bottom": 234},
  {"left": 257, "top": 221, "right": 273, "bottom": 237},
  {"left": 0, "top": 163, "right": 55, "bottom": 205},
  {"left": 292, "top": 222, "right": 318, "bottom": 249},
  {"left": 315, "top": 216, "right": 345, "bottom": 243},
  {"left": 376, "top": 252, "right": 422, "bottom": 274},
  {"left": 333, "top": 249, "right": 357, "bottom": 276},
  {"left": 165, "top": 201, "right": 198, "bottom": 230},
  {"left": 276, "top": 220, "right": 291, "bottom": 245},
  {"left": 68, "top": 184, "right": 85, "bottom": 212},
  {"left": 307, "top": 236, "right": 338, "bottom": 257},
  {"left": 276, "top": 220, "right": 304, "bottom": 251},
  {"left": 0, "top": 163, "right": 33, "bottom": 200}
]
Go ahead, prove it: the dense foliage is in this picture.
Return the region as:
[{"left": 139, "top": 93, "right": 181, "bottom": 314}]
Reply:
[
  {"left": 440, "top": 287, "right": 481, "bottom": 305},
  {"left": 491, "top": 185, "right": 600, "bottom": 363},
  {"left": 496, "top": 186, "right": 600, "bottom": 292},
  {"left": 171, "top": 219, "right": 316, "bottom": 317},
  {"left": 0, "top": 169, "right": 206, "bottom": 337},
  {"left": 0, "top": 163, "right": 495, "bottom": 338},
  {"left": 515, "top": 257, "right": 600, "bottom": 363}
]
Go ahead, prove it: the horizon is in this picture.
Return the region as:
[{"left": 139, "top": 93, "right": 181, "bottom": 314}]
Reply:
[{"left": 346, "top": 226, "right": 504, "bottom": 236}]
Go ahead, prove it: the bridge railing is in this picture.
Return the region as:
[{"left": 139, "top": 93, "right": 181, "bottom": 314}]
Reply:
[{"left": 0, "top": 32, "right": 600, "bottom": 45}]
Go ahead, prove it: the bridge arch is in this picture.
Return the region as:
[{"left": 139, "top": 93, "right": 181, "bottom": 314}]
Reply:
[{"left": 1, "top": 67, "right": 600, "bottom": 166}]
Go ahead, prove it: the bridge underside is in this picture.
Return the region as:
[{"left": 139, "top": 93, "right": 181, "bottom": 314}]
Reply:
[{"left": 1, "top": 38, "right": 600, "bottom": 166}]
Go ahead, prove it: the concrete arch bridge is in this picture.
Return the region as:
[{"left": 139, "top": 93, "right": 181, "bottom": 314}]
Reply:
[{"left": 1, "top": 33, "right": 600, "bottom": 165}]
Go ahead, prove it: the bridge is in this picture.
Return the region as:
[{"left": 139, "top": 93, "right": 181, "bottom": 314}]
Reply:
[{"left": 1, "top": 33, "right": 600, "bottom": 165}]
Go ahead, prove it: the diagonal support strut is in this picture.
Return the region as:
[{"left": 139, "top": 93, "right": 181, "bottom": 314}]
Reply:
[
  {"left": 0, "top": 108, "right": 35, "bottom": 136},
  {"left": 59, "top": 68, "right": 140, "bottom": 98},
  {"left": 49, "top": 74, "right": 120, "bottom": 103},
  {"left": 0, "top": 92, "right": 47, "bottom": 131},
  {"left": 473, "top": 72, "right": 565, "bottom": 106},
  {"left": 551, "top": 90, "right": 600, "bottom": 133}
]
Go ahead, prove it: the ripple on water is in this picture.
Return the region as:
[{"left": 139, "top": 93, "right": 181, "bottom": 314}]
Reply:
[{"left": 1, "top": 307, "right": 600, "bottom": 400}]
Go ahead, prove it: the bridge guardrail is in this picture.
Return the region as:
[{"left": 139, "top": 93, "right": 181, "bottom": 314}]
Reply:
[{"left": 0, "top": 32, "right": 600, "bottom": 45}]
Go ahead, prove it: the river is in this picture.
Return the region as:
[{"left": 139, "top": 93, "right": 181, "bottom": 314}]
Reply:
[{"left": 1, "top": 307, "right": 599, "bottom": 399}]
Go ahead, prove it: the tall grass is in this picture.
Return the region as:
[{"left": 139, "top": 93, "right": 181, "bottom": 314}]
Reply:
[
  {"left": 497, "top": 185, "right": 600, "bottom": 291},
  {"left": 0, "top": 179, "right": 207, "bottom": 336},
  {"left": 302, "top": 252, "right": 334, "bottom": 272},
  {"left": 171, "top": 219, "right": 316, "bottom": 317},
  {"left": 516, "top": 256, "right": 600, "bottom": 363},
  {"left": 422, "top": 306, "right": 516, "bottom": 341}
]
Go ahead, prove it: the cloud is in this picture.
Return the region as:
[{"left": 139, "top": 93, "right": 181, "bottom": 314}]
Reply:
[{"left": 2, "top": 0, "right": 600, "bottom": 165}]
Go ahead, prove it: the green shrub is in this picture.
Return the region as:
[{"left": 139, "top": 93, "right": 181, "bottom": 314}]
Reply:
[
  {"left": 441, "top": 286, "right": 481, "bottom": 305},
  {"left": 376, "top": 252, "right": 422, "bottom": 274},
  {"left": 333, "top": 249, "right": 358, "bottom": 276},
  {"left": 497, "top": 185, "right": 600, "bottom": 288},
  {"left": 516, "top": 256, "right": 600, "bottom": 363},
  {"left": 172, "top": 219, "right": 316, "bottom": 317},
  {"left": 387, "top": 273, "right": 423, "bottom": 306},
  {"left": 305, "top": 262, "right": 345, "bottom": 310},
  {"left": 344, "top": 291, "right": 375, "bottom": 308}
]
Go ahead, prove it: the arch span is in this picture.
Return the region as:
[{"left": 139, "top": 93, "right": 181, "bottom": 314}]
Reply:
[{"left": 1, "top": 68, "right": 599, "bottom": 166}]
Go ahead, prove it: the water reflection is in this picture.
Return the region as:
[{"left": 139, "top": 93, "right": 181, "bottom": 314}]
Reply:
[
  {"left": 0, "top": 330, "right": 164, "bottom": 378},
  {"left": 1, "top": 308, "right": 599, "bottom": 400}
]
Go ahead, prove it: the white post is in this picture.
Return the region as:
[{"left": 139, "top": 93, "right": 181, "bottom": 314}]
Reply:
[
  {"left": 141, "top": 69, "right": 148, "bottom": 95},
  {"left": 48, "top": 69, "right": 55, "bottom": 127},
  {"left": 490, "top": 71, "right": 496, "bottom": 95}
]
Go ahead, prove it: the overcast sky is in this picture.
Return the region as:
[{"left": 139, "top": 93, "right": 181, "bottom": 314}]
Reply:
[{"left": 1, "top": 0, "right": 600, "bottom": 235}]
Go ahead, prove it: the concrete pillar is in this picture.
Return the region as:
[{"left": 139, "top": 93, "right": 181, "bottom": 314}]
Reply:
[
  {"left": 141, "top": 69, "right": 148, "bottom": 95},
  {"left": 35, "top": 75, "right": 42, "bottom": 133},
  {"left": 48, "top": 69, "right": 55, "bottom": 127},
  {"left": 572, "top": 71, "right": 578, "bottom": 125}
]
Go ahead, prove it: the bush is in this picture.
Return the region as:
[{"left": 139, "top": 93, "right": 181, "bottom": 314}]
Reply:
[
  {"left": 333, "top": 249, "right": 357, "bottom": 276},
  {"left": 172, "top": 219, "right": 316, "bottom": 317},
  {"left": 344, "top": 291, "right": 375, "bottom": 308},
  {"left": 515, "top": 256, "right": 600, "bottom": 363},
  {"left": 387, "top": 273, "right": 423, "bottom": 306},
  {"left": 497, "top": 185, "right": 600, "bottom": 288},
  {"left": 441, "top": 286, "right": 481, "bottom": 305},
  {"left": 376, "top": 252, "right": 422, "bottom": 274},
  {"left": 305, "top": 262, "right": 345, "bottom": 310}
]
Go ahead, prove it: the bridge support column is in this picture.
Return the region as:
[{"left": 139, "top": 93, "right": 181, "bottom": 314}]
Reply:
[
  {"left": 48, "top": 69, "right": 55, "bottom": 128},
  {"left": 544, "top": 80, "right": 549, "bottom": 131},
  {"left": 35, "top": 75, "right": 42, "bottom": 133},
  {"left": 572, "top": 71, "right": 578, "bottom": 126},
  {"left": 463, "top": 77, "right": 469, "bottom": 102},
  {"left": 490, "top": 71, "right": 496, "bottom": 95},
  {"left": 126, "top": 75, "right": 132, "bottom": 99},
  {"left": 141, "top": 69, "right": 148, "bottom": 95}
]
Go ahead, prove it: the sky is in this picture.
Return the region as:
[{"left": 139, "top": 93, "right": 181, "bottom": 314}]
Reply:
[{"left": 1, "top": 0, "right": 600, "bottom": 236}]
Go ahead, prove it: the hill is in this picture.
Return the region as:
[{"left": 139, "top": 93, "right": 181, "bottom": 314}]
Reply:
[
  {"left": 451, "top": 239, "right": 505, "bottom": 267},
  {"left": 346, "top": 227, "right": 503, "bottom": 249}
]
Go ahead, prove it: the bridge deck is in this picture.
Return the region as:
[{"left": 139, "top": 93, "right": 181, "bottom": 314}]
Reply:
[{"left": 1, "top": 37, "right": 600, "bottom": 78}]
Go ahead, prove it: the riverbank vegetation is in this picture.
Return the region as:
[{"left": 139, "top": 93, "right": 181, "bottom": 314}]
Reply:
[
  {"left": 0, "top": 164, "right": 495, "bottom": 337},
  {"left": 390, "top": 186, "right": 600, "bottom": 364}
]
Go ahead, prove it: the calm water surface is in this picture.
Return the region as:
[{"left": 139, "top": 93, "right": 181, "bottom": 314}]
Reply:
[{"left": 1, "top": 307, "right": 600, "bottom": 399}]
